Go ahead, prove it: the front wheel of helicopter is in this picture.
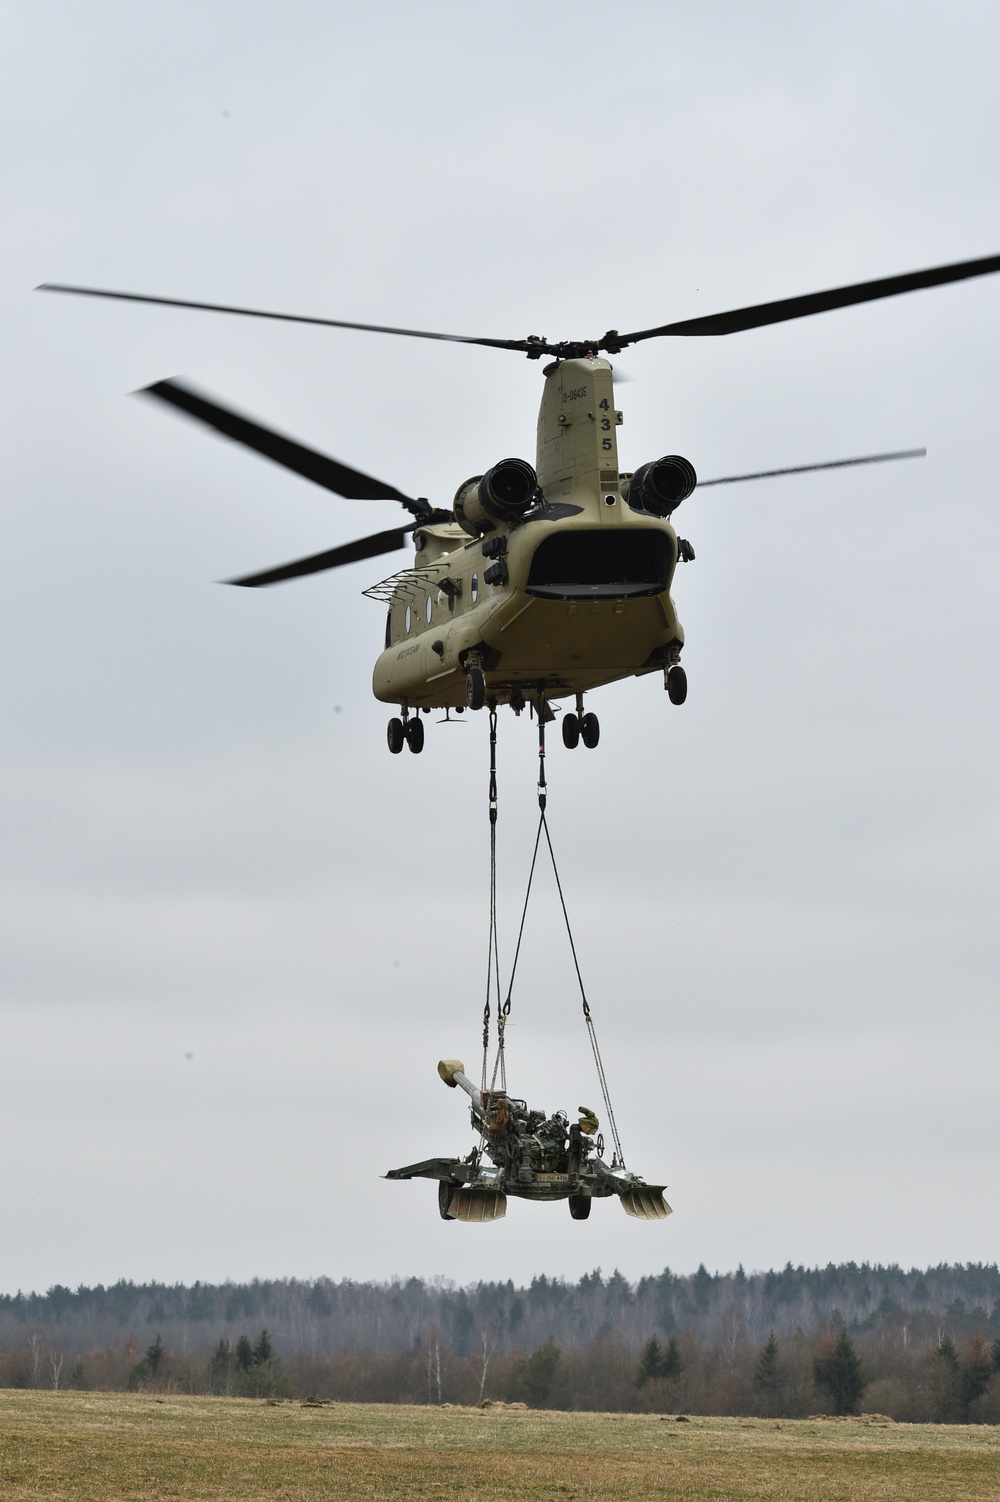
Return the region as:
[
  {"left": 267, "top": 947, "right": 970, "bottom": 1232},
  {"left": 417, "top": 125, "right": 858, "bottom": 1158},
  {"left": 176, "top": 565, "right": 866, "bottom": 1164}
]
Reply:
[
  {"left": 387, "top": 717, "right": 405, "bottom": 754},
  {"left": 405, "top": 715, "right": 425, "bottom": 754},
  {"left": 568, "top": 1194, "right": 592, "bottom": 1220},
  {"left": 580, "top": 712, "right": 600, "bottom": 749},
  {"left": 667, "top": 664, "right": 688, "bottom": 705},
  {"left": 562, "top": 712, "right": 580, "bottom": 749},
  {"left": 465, "top": 667, "right": 487, "bottom": 711}
]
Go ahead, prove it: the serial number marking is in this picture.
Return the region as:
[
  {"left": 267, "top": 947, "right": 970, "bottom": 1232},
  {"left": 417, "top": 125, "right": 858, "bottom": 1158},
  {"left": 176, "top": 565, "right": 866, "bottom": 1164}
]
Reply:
[
  {"left": 562, "top": 387, "right": 587, "bottom": 402},
  {"left": 398, "top": 644, "right": 419, "bottom": 658}
]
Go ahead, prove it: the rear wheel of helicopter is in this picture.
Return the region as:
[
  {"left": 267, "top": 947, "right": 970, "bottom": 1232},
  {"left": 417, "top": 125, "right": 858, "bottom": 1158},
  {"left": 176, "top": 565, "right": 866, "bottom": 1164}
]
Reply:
[
  {"left": 667, "top": 664, "right": 688, "bottom": 705},
  {"left": 405, "top": 715, "right": 424, "bottom": 754},
  {"left": 387, "top": 717, "right": 405, "bottom": 754},
  {"left": 562, "top": 712, "right": 580, "bottom": 749},
  {"left": 580, "top": 712, "right": 600, "bottom": 749},
  {"left": 465, "top": 667, "right": 487, "bottom": 711},
  {"left": 568, "top": 1194, "right": 592, "bottom": 1220}
]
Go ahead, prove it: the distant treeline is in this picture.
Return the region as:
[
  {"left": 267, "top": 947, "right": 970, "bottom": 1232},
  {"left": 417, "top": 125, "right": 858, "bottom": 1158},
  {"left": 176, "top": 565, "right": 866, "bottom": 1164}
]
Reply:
[{"left": 2, "top": 1262, "right": 999, "bottom": 1422}]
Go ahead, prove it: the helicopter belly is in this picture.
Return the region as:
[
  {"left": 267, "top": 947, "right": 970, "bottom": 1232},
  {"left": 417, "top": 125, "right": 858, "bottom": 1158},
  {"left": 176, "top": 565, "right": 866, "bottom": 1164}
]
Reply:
[
  {"left": 481, "top": 591, "right": 680, "bottom": 678},
  {"left": 373, "top": 589, "right": 683, "bottom": 707}
]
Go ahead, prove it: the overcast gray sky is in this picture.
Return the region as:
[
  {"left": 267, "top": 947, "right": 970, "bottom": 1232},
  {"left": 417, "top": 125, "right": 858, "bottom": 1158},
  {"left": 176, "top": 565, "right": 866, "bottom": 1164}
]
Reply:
[{"left": 3, "top": 1, "right": 999, "bottom": 1295}]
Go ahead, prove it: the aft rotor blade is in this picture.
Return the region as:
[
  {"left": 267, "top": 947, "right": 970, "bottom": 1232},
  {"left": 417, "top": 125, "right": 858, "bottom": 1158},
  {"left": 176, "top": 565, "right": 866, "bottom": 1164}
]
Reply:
[
  {"left": 698, "top": 447, "right": 926, "bottom": 487},
  {"left": 618, "top": 253, "right": 1000, "bottom": 343},
  {"left": 38, "top": 283, "right": 529, "bottom": 353},
  {"left": 139, "top": 378, "right": 429, "bottom": 517},
  {"left": 227, "top": 526, "right": 415, "bottom": 587}
]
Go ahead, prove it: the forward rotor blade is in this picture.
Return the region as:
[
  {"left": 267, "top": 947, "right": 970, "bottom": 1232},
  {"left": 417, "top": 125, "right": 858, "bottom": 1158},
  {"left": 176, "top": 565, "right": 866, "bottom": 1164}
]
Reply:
[
  {"left": 698, "top": 447, "right": 926, "bottom": 487},
  {"left": 617, "top": 253, "right": 1000, "bottom": 343},
  {"left": 139, "top": 378, "right": 429, "bottom": 517},
  {"left": 38, "top": 283, "right": 529, "bottom": 353},
  {"left": 227, "top": 526, "right": 415, "bottom": 587}
]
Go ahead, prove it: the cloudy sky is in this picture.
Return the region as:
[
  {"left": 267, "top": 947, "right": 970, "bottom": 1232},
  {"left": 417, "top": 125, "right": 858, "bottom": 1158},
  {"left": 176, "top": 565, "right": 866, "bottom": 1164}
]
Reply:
[{"left": 3, "top": 2, "right": 999, "bottom": 1296}]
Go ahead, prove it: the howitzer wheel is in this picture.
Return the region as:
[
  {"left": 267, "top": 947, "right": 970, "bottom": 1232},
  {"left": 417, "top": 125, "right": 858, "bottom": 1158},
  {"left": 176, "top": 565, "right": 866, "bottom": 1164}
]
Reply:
[
  {"left": 438, "top": 1181, "right": 457, "bottom": 1220},
  {"left": 568, "top": 1193, "right": 591, "bottom": 1220}
]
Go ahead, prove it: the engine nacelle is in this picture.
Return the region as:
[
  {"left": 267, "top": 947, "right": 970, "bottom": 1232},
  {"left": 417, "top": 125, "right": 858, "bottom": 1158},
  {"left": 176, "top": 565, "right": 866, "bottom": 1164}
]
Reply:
[
  {"left": 453, "top": 458, "right": 538, "bottom": 536},
  {"left": 624, "top": 454, "right": 697, "bottom": 517}
]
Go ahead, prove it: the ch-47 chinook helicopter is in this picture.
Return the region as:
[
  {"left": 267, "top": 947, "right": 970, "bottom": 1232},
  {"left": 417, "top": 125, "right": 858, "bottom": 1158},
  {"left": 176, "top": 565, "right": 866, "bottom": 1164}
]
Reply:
[{"left": 41, "top": 252, "right": 1000, "bottom": 754}]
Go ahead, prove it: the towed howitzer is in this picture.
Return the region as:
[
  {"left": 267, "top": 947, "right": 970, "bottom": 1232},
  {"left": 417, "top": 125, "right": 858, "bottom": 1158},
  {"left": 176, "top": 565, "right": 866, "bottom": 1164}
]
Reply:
[{"left": 385, "top": 1059, "right": 671, "bottom": 1223}]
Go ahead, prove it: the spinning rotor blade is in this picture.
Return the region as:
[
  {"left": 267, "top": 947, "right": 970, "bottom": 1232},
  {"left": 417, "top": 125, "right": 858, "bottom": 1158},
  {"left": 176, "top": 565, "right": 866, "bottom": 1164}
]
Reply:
[
  {"left": 39, "top": 283, "right": 530, "bottom": 354},
  {"left": 227, "top": 526, "right": 416, "bottom": 587},
  {"left": 40, "top": 250, "right": 1000, "bottom": 360},
  {"left": 698, "top": 447, "right": 926, "bottom": 488},
  {"left": 139, "top": 378, "right": 429, "bottom": 516},
  {"left": 618, "top": 253, "right": 1000, "bottom": 343}
]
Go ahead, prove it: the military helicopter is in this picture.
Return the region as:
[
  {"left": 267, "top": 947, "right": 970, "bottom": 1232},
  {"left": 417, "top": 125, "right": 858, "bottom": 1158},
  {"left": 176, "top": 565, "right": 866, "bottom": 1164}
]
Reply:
[
  {"left": 40, "top": 252, "right": 1000, "bottom": 754},
  {"left": 385, "top": 1059, "right": 670, "bottom": 1223}
]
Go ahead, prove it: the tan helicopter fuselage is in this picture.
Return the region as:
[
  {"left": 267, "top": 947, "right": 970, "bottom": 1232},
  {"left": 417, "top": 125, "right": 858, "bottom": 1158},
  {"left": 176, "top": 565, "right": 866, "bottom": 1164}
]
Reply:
[{"left": 371, "top": 357, "right": 685, "bottom": 710}]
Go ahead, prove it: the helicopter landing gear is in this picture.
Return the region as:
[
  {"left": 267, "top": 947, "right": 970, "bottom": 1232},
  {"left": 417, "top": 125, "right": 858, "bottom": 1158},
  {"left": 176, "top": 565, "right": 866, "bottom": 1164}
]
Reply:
[
  {"left": 465, "top": 667, "right": 487, "bottom": 711},
  {"left": 387, "top": 717, "right": 405, "bottom": 754},
  {"left": 561, "top": 709, "right": 599, "bottom": 748},
  {"left": 666, "top": 664, "right": 687, "bottom": 705},
  {"left": 568, "top": 1193, "right": 591, "bottom": 1220},
  {"left": 405, "top": 715, "right": 424, "bottom": 754}
]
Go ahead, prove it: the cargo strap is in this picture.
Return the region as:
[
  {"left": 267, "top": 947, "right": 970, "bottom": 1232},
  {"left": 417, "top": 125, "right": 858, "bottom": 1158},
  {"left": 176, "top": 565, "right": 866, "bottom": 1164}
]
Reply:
[
  {"left": 494, "top": 711, "right": 626, "bottom": 1169},
  {"left": 481, "top": 708, "right": 506, "bottom": 1094}
]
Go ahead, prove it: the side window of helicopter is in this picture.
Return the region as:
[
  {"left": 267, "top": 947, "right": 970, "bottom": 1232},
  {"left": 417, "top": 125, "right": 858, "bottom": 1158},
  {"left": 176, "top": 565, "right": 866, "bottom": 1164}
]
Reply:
[
  {"left": 425, "top": 594, "right": 433, "bottom": 624},
  {"left": 404, "top": 604, "right": 412, "bottom": 634},
  {"left": 471, "top": 573, "right": 479, "bottom": 603}
]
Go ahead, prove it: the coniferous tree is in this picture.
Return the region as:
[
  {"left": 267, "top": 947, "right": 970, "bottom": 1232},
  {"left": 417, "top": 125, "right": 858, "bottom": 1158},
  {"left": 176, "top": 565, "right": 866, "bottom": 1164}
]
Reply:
[
  {"left": 518, "top": 1338, "right": 562, "bottom": 1407},
  {"left": 253, "top": 1329, "right": 273, "bottom": 1366},
  {"left": 930, "top": 1334, "right": 961, "bottom": 1421},
  {"left": 660, "top": 1334, "right": 683, "bottom": 1381},
  {"left": 209, "top": 1339, "right": 233, "bottom": 1393},
  {"left": 959, "top": 1333, "right": 993, "bottom": 1420},
  {"left": 754, "top": 1333, "right": 780, "bottom": 1390},
  {"left": 813, "top": 1331, "right": 865, "bottom": 1415},
  {"left": 636, "top": 1337, "right": 663, "bottom": 1388},
  {"left": 234, "top": 1335, "right": 255, "bottom": 1373},
  {"left": 145, "top": 1334, "right": 164, "bottom": 1376}
]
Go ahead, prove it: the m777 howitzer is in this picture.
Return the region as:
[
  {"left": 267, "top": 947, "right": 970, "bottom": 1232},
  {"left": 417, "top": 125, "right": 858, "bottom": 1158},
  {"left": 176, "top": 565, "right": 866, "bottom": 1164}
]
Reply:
[{"left": 385, "top": 1060, "right": 672, "bottom": 1223}]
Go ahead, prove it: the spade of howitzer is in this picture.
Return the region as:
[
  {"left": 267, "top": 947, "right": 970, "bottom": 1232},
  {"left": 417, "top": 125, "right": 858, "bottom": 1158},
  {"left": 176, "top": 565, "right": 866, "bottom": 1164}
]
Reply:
[{"left": 384, "top": 1061, "right": 671, "bottom": 1222}]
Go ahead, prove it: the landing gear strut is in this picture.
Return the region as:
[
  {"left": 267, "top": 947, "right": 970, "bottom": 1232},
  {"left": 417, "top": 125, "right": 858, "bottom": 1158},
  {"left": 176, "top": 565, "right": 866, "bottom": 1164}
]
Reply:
[{"left": 666, "top": 664, "right": 687, "bottom": 705}]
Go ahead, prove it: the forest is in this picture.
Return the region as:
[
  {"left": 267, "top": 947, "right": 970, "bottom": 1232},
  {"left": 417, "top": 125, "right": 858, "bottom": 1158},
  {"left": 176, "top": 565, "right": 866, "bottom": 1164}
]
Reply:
[{"left": 2, "top": 1261, "right": 999, "bottom": 1422}]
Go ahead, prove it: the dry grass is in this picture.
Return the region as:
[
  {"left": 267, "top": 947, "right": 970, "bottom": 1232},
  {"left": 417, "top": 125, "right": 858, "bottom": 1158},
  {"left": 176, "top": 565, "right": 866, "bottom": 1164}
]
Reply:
[{"left": 1, "top": 1389, "right": 998, "bottom": 1500}]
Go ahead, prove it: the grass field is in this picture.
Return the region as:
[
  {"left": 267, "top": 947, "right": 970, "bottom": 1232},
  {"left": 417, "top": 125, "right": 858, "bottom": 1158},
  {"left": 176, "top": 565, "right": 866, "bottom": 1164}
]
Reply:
[{"left": 1, "top": 1390, "right": 999, "bottom": 1501}]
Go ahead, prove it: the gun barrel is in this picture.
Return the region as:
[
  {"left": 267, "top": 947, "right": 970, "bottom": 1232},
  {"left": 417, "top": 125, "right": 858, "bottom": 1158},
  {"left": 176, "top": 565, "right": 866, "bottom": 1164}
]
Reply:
[
  {"left": 452, "top": 1070, "right": 483, "bottom": 1111},
  {"left": 437, "top": 1058, "right": 483, "bottom": 1111}
]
